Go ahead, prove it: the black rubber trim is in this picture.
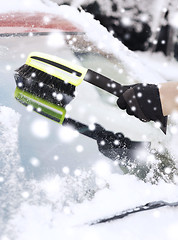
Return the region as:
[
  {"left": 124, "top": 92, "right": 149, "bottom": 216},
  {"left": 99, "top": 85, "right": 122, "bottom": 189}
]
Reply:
[{"left": 31, "top": 56, "right": 82, "bottom": 77}]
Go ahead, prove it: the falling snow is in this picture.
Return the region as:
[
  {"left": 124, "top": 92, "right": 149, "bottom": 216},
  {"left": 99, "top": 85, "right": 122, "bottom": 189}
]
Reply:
[
  {"left": 0, "top": 0, "right": 178, "bottom": 240},
  {"left": 31, "top": 119, "right": 50, "bottom": 138}
]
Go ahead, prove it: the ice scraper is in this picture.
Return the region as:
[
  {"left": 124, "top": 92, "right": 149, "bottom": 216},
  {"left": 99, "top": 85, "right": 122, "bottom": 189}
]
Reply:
[
  {"left": 14, "top": 52, "right": 149, "bottom": 162},
  {"left": 15, "top": 52, "right": 167, "bottom": 133}
]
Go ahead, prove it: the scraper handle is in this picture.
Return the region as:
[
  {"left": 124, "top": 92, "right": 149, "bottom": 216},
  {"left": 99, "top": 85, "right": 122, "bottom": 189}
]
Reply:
[{"left": 84, "top": 69, "right": 124, "bottom": 97}]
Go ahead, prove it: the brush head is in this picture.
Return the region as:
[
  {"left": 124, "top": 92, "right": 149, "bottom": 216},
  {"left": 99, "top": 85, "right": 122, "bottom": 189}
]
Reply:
[
  {"left": 15, "top": 64, "right": 76, "bottom": 108},
  {"left": 14, "top": 51, "right": 88, "bottom": 108},
  {"left": 14, "top": 52, "right": 88, "bottom": 123}
]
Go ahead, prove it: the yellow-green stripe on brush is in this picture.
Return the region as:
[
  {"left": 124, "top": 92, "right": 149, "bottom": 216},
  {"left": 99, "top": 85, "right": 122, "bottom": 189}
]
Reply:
[{"left": 26, "top": 52, "right": 88, "bottom": 86}]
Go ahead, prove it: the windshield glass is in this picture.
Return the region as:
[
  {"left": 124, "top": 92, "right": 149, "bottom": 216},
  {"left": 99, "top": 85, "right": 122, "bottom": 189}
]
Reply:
[
  {"left": 0, "top": 31, "right": 130, "bottom": 179},
  {"left": 0, "top": 4, "right": 178, "bottom": 240}
]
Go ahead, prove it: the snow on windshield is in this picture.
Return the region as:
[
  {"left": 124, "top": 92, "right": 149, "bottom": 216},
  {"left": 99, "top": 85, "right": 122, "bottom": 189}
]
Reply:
[{"left": 0, "top": 0, "right": 178, "bottom": 240}]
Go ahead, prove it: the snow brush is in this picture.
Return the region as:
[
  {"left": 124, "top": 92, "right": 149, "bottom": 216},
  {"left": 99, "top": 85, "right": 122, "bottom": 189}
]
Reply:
[
  {"left": 14, "top": 53, "right": 150, "bottom": 159},
  {"left": 15, "top": 51, "right": 125, "bottom": 108},
  {"left": 15, "top": 52, "right": 167, "bottom": 133}
]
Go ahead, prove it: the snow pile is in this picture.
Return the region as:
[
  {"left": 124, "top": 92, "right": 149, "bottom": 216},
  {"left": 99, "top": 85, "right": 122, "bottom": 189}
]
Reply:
[
  {"left": 0, "top": 106, "right": 21, "bottom": 176},
  {"left": 5, "top": 173, "right": 178, "bottom": 240},
  {"left": 0, "top": 0, "right": 56, "bottom": 13},
  {"left": 55, "top": 5, "right": 165, "bottom": 84},
  {"left": 136, "top": 51, "right": 178, "bottom": 82},
  {"left": 0, "top": 106, "right": 24, "bottom": 233}
]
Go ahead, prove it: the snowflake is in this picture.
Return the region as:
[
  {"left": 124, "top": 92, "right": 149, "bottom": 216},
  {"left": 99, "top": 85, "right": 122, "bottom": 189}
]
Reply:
[{"left": 76, "top": 145, "right": 84, "bottom": 153}]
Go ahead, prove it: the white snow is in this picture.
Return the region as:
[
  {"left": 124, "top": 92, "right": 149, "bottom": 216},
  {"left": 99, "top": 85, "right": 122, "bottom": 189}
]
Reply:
[
  {"left": 5, "top": 173, "right": 178, "bottom": 240},
  {"left": 0, "top": 106, "right": 21, "bottom": 174},
  {"left": 0, "top": 1, "right": 178, "bottom": 240},
  {"left": 136, "top": 51, "right": 178, "bottom": 82},
  {"left": 30, "top": 119, "right": 50, "bottom": 138},
  {"left": 58, "top": 126, "right": 79, "bottom": 142}
]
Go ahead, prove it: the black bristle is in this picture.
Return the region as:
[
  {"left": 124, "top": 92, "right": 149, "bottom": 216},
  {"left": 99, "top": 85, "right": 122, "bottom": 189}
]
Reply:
[{"left": 15, "top": 64, "right": 76, "bottom": 107}]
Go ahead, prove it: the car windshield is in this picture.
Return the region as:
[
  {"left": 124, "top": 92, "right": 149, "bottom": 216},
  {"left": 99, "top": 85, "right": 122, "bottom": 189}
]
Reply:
[
  {"left": 0, "top": 31, "right": 130, "bottom": 178},
  {"left": 0, "top": 5, "right": 178, "bottom": 240}
]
